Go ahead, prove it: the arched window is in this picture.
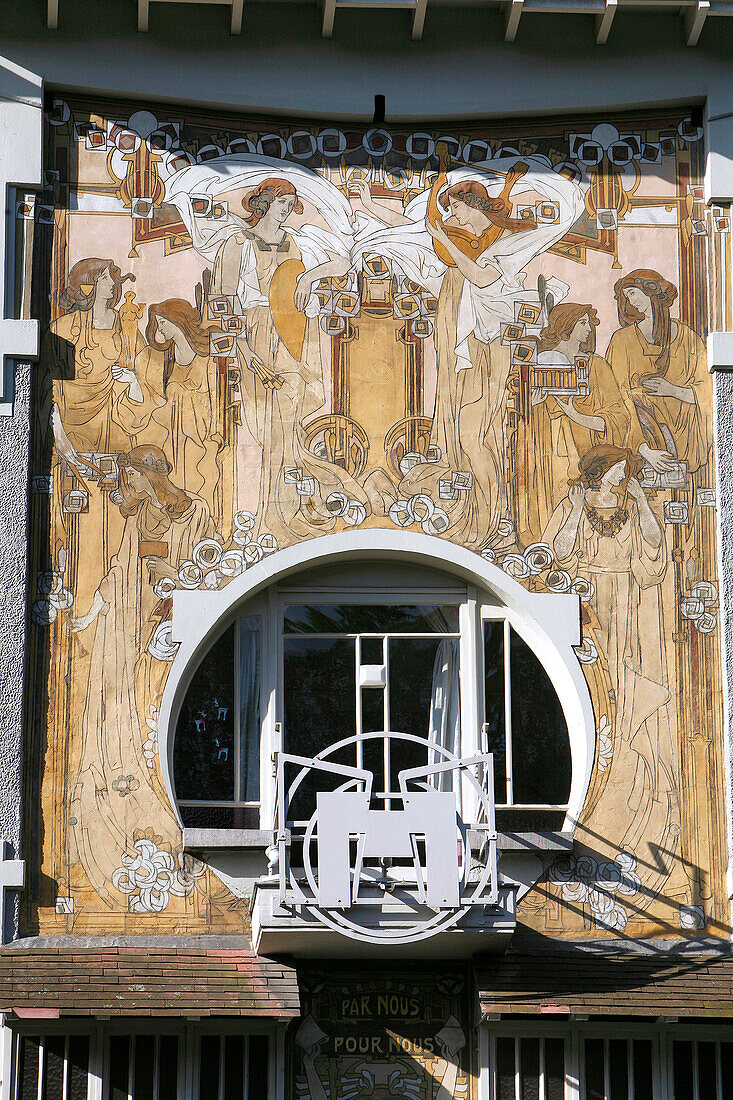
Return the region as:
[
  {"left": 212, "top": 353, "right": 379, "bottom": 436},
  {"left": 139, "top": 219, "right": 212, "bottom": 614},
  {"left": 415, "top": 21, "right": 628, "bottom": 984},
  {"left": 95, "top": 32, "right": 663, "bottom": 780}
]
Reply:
[{"left": 172, "top": 558, "right": 575, "bottom": 834}]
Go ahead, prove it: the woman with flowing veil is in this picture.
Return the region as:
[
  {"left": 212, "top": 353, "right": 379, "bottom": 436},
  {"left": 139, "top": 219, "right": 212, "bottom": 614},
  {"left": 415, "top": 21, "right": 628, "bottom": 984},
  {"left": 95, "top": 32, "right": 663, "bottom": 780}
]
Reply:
[
  {"left": 166, "top": 156, "right": 372, "bottom": 541},
  {"left": 352, "top": 154, "right": 584, "bottom": 546}
]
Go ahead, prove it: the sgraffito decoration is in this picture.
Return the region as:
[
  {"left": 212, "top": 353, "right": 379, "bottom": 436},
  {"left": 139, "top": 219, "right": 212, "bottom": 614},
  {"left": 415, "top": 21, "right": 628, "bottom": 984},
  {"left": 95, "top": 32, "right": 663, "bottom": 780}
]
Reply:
[
  {"left": 293, "top": 969, "right": 474, "bottom": 1100},
  {"left": 26, "top": 99, "right": 726, "bottom": 940}
]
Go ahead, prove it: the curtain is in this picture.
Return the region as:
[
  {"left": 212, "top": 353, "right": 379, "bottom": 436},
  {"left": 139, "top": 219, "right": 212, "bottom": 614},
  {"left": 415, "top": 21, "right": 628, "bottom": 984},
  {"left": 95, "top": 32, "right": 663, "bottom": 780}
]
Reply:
[{"left": 428, "top": 638, "right": 461, "bottom": 807}]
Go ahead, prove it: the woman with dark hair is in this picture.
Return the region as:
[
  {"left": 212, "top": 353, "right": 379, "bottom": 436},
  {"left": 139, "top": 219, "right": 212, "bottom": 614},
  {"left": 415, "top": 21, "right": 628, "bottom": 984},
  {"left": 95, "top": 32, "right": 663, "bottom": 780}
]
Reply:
[
  {"left": 544, "top": 444, "right": 684, "bottom": 905},
  {"left": 213, "top": 176, "right": 371, "bottom": 541},
  {"left": 44, "top": 257, "right": 140, "bottom": 462},
  {"left": 606, "top": 269, "right": 711, "bottom": 473},
  {"left": 68, "top": 445, "right": 214, "bottom": 902},
  {"left": 38, "top": 257, "right": 145, "bottom": 612},
  {"left": 115, "top": 298, "right": 228, "bottom": 526},
  {"left": 517, "top": 302, "right": 630, "bottom": 544}
]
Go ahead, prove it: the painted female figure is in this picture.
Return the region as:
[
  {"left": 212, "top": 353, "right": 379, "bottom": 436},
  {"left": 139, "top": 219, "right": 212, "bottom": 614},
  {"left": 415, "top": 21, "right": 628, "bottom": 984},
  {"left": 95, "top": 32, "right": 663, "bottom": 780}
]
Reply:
[
  {"left": 396, "top": 179, "right": 525, "bottom": 546},
  {"left": 606, "top": 269, "right": 711, "bottom": 473},
  {"left": 214, "top": 177, "right": 369, "bottom": 541},
  {"left": 354, "top": 155, "right": 583, "bottom": 548},
  {"left": 69, "top": 445, "right": 214, "bottom": 905},
  {"left": 517, "top": 303, "right": 630, "bottom": 545},
  {"left": 39, "top": 258, "right": 144, "bottom": 612},
  {"left": 43, "top": 257, "right": 141, "bottom": 463},
  {"left": 544, "top": 445, "right": 683, "bottom": 904},
  {"left": 115, "top": 299, "right": 231, "bottom": 530}
]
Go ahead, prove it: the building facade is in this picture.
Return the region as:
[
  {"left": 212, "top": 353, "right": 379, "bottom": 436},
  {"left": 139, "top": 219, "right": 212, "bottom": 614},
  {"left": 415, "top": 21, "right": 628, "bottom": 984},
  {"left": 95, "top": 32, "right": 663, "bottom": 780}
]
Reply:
[{"left": 2, "top": 3, "right": 733, "bottom": 1098}]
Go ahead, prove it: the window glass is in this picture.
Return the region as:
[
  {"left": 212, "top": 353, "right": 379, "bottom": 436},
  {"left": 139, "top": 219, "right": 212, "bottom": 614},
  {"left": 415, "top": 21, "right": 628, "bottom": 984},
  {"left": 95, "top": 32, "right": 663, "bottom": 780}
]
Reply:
[
  {"left": 520, "top": 1037, "right": 539, "bottom": 1100},
  {"left": 109, "top": 1036, "right": 129, "bottom": 1100},
  {"left": 609, "top": 1038, "right": 628, "bottom": 1100},
  {"left": 544, "top": 1038, "right": 565, "bottom": 1100},
  {"left": 361, "top": 687, "right": 384, "bottom": 733},
  {"left": 19, "top": 1037, "right": 40, "bottom": 1100},
  {"left": 510, "top": 627, "right": 571, "bottom": 806},
  {"left": 174, "top": 618, "right": 261, "bottom": 810},
  {"left": 389, "top": 636, "right": 459, "bottom": 789},
  {"left": 284, "top": 636, "right": 357, "bottom": 755},
  {"left": 133, "top": 1035, "right": 154, "bottom": 1100},
  {"left": 632, "top": 1040, "right": 653, "bottom": 1100},
  {"left": 283, "top": 604, "right": 459, "bottom": 633},
  {"left": 158, "top": 1037, "right": 178, "bottom": 1100},
  {"left": 224, "top": 1036, "right": 244, "bottom": 1100},
  {"left": 584, "top": 1038, "right": 604, "bottom": 1100},
  {"left": 174, "top": 624, "right": 236, "bottom": 802},
  {"left": 673, "top": 1041, "right": 694, "bottom": 1100},
  {"left": 68, "top": 1037, "right": 89, "bottom": 1100},
  {"left": 483, "top": 621, "right": 506, "bottom": 803},
  {"left": 698, "top": 1041, "right": 717, "bottom": 1100},
  {"left": 239, "top": 617, "right": 261, "bottom": 803},
  {"left": 495, "top": 1037, "right": 515, "bottom": 1100},
  {"left": 721, "top": 1043, "right": 733, "bottom": 1100},
  {"left": 284, "top": 636, "right": 356, "bottom": 821},
  {"left": 248, "top": 1036, "right": 269, "bottom": 1097},
  {"left": 199, "top": 1036, "right": 219, "bottom": 1100},
  {"left": 43, "top": 1036, "right": 65, "bottom": 1100}
]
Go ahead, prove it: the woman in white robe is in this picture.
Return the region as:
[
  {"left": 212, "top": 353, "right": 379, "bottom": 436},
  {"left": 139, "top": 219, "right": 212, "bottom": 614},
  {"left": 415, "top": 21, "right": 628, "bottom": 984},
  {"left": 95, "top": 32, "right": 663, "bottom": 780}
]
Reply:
[
  {"left": 352, "top": 155, "right": 584, "bottom": 547},
  {"left": 166, "top": 157, "right": 371, "bottom": 542}
]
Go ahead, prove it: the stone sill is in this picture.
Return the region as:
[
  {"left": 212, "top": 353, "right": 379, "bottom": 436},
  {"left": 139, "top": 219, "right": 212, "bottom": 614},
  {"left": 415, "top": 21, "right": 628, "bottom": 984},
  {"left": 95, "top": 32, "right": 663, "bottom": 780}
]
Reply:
[{"left": 183, "top": 827, "right": 573, "bottom": 852}]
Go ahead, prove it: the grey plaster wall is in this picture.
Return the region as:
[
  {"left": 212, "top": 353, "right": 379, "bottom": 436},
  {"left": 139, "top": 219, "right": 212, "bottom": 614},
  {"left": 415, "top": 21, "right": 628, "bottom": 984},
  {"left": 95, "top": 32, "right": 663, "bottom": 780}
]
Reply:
[
  {"left": 0, "top": 362, "right": 30, "bottom": 943},
  {"left": 1, "top": 4, "right": 733, "bottom": 121}
]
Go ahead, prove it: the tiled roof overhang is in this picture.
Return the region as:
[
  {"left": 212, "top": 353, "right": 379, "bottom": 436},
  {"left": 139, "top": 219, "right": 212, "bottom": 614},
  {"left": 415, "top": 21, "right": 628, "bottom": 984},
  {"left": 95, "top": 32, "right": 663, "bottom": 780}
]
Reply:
[
  {"left": 0, "top": 949, "right": 300, "bottom": 1018},
  {"left": 476, "top": 951, "right": 733, "bottom": 1018}
]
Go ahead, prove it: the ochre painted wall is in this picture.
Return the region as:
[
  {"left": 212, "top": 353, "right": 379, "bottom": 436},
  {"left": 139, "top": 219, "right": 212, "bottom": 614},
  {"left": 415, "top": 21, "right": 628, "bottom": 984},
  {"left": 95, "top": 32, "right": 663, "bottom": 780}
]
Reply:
[{"left": 25, "top": 98, "right": 726, "bottom": 942}]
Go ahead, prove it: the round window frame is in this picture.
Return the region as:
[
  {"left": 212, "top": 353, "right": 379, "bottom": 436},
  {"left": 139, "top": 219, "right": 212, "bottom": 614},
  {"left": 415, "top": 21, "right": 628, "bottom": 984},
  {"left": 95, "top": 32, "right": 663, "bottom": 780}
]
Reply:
[{"left": 159, "top": 530, "right": 596, "bottom": 834}]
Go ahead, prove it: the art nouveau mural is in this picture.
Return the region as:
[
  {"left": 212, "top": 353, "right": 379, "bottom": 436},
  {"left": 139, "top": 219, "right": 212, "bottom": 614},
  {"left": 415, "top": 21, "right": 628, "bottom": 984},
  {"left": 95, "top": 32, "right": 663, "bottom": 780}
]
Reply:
[{"left": 25, "top": 99, "right": 726, "bottom": 943}]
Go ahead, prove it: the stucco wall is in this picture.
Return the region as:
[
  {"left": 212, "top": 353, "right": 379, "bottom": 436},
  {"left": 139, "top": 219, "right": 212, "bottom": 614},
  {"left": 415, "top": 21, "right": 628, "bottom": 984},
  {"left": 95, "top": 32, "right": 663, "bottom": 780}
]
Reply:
[{"left": 0, "top": 362, "right": 30, "bottom": 943}]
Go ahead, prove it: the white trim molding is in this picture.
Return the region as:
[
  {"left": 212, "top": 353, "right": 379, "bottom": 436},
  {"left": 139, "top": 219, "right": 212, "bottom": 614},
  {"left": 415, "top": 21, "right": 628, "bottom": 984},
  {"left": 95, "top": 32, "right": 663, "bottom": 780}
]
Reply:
[
  {"left": 0, "top": 55, "right": 43, "bottom": 415},
  {"left": 708, "top": 331, "right": 733, "bottom": 372},
  {"left": 159, "top": 530, "right": 596, "bottom": 837}
]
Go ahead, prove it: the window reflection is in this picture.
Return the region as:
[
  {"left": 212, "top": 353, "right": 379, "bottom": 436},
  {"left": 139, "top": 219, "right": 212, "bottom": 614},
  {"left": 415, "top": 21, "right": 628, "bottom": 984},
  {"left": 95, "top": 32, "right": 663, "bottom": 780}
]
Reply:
[{"left": 283, "top": 604, "right": 459, "bottom": 633}]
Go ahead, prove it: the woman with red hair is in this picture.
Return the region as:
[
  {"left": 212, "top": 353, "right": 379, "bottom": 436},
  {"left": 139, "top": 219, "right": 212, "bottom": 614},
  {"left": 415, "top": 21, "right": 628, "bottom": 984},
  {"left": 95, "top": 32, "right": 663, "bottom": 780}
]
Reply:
[
  {"left": 606, "top": 269, "right": 711, "bottom": 473},
  {"left": 115, "top": 298, "right": 229, "bottom": 528},
  {"left": 213, "top": 177, "right": 370, "bottom": 540},
  {"left": 69, "top": 445, "right": 215, "bottom": 903},
  {"left": 516, "top": 302, "right": 630, "bottom": 544}
]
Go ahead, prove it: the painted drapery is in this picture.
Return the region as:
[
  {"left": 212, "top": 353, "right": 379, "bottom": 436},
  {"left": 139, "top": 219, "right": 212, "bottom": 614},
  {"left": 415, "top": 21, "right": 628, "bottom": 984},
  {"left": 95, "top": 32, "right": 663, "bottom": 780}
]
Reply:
[{"left": 25, "top": 101, "right": 725, "bottom": 944}]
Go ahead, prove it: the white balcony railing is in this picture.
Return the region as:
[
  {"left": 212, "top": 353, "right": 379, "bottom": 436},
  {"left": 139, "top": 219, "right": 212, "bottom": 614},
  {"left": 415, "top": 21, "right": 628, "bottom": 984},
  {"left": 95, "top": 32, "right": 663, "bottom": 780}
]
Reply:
[{"left": 257, "top": 730, "right": 501, "bottom": 948}]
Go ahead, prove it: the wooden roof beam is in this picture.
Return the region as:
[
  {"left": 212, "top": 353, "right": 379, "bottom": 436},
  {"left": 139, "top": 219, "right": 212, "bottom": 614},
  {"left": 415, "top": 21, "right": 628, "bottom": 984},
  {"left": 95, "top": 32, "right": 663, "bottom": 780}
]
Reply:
[
  {"left": 412, "top": 0, "right": 427, "bottom": 39},
  {"left": 595, "top": 0, "right": 616, "bottom": 44},
  {"left": 137, "top": 0, "right": 244, "bottom": 34},
  {"left": 684, "top": 0, "right": 709, "bottom": 46},
  {"left": 504, "top": 0, "right": 524, "bottom": 41}
]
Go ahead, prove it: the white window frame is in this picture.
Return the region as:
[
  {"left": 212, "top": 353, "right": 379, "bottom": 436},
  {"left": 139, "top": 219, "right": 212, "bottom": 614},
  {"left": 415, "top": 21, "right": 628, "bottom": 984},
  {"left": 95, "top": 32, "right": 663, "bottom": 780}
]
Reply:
[
  {"left": 161, "top": 532, "right": 596, "bottom": 838},
  {"left": 173, "top": 578, "right": 576, "bottom": 828},
  {"left": 480, "top": 605, "right": 571, "bottom": 813},
  {"left": 480, "top": 1020, "right": 733, "bottom": 1100},
  {"left": 4, "top": 1021, "right": 279, "bottom": 1100}
]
